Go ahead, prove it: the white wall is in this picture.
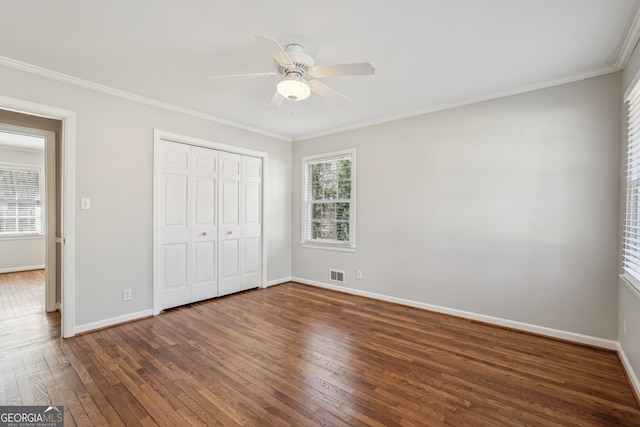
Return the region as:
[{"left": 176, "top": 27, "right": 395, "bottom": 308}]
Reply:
[
  {"left": 0, "top": 64, "right": 292, "bottom": 330},
  {"left": 293, "top": 72, "right": 621, "bottom": 341},
  {"left": 0, "top": 145, "right": 45, "bottom": 272},
  {"left": 621, "top": 40, "right": 640, "bottom": 394}
]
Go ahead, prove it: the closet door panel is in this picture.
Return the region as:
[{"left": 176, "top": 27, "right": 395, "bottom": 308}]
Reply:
[
  {"left": 190, "top": 147, "right": 218, "bottom": 301},
  {"left": 163, "top": 244, "right": 188, "bottom": 289},
  {"left": 243, "top": 237, "right": 260, "bottom": 274},
  {"left": 192, "top": 241, "right": 216, "bottom": 301},
  {"left": 220, "top": 180, "right": 240, "bottom": 225},
  {"left": 241, "top": 156, "right": 262, "bottom": 290},
  {"left": 158, "top": 141, "right": 191, "bottom": 309},
  {"left": 219, "top": 239, "right": 240, "bottom": 296},
  {"left": 164, "top": 175, "right": 188, "bottom": 226},
  {"left": 218, "top": 152, "right": 242, "bottom": 296}
]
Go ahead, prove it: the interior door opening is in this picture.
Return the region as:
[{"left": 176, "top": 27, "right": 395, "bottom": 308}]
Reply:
[
  {"left": 0, "top": 98, "right": 75, "bottom": 338},
  {"left": 0, "top": 116, "right": 61, "bottom": 334}
]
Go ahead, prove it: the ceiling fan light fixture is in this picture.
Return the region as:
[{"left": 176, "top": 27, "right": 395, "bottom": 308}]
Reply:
[{"left": 277, "top": 74, "right": 310, "bottom": 101}]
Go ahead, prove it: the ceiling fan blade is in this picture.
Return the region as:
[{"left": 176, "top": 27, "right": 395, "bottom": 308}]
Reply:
[
  {"left": 255, "top": 35, "right": 294, "bottom": 70},
  {"left": 267, "top": 90, "right": 285, "bottom": 110},
  {"left": 208, "top": 72, "right": 278, "bottom": 80},
  {"left": 307, "top": 80, "right": 351, "bottom": 105},
  {"left": 308, "top": 62, "right": 375, "bottom": 78}
]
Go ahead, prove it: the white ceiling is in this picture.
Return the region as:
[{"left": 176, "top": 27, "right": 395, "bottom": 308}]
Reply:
[{"left": 0, "top": 0, "right": 638, "bottom": 141}]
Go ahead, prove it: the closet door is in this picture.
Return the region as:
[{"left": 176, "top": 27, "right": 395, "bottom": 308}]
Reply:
[
  {"left": 218, "top": 152, "right": 242, "bottom": 296},
  {"left": 241, "top": 156, "right": 262, "bottom": 290},
  {"left": 158, "top": 141, "right": 192, "bottom": 309},
  {"left": 218, "top": 153, "right": 262, "bottom": 295},
  {"left": 190, "top": 146, "right": 218, "bottom": 302},
  {"left": 155, "top": 140, "right": 261, "bottom": 309},
  {"left": 158, "top": 141, "right": 218, "bottom": 310}
]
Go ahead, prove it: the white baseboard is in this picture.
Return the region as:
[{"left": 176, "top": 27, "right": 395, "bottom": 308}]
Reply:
[
  {"left": 74, "top": 309, "right": 153, "bottom": 335},
  {"left": 75, "top": 278, "right": 292, "bottom": 335},
  {"left": 263, "top": 276, "right": 292, "bottom": 288},
  {"left": 0, "top": 264, "right": 45, "bottom": 274},
  {"left": 292, "top": 277, "right": 619, "bottom": 351},
  {"left": 617, "top": 343, "right": 640, "bottom": 399}
]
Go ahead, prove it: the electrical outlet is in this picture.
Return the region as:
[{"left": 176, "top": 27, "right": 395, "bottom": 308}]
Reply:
[
  {"left": 623, "top": 318, "right": 627, "bottom": 336},
  {"left": 356, "top": 270, "right": 363, "bottom": 280},
  {"left": 123, "top": 289, "right": 132, "bottom": 301}
]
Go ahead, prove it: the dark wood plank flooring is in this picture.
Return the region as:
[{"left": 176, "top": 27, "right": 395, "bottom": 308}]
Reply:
[{"left": 1, "top": 273, "right": 639, "bottom": 426}]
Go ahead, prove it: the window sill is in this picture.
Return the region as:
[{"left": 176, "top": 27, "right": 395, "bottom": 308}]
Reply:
[
  {"left": 620, "top": 273, "right": 640, "bottom": 301},
  {"left": 0, "top": 234, "right": 45, "bottom": 241},
  {"left": 301, "top": 243, "right": 356, "bottom": 253}
]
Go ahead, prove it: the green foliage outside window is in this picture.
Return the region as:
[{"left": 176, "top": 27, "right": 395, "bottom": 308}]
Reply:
[{"left": 308, "top": 159, "right": 351, "bottom": 243}]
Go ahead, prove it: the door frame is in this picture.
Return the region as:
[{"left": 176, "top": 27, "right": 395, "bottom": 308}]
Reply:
[
  {"left": 153, "top": 129, "right": 267, "bottom": 315},
  {"left": 0, "top": 95, "right": 76, "bottom": 338},
  {"left": 0, "top": 123, "right": 56, "bottom": 312}
]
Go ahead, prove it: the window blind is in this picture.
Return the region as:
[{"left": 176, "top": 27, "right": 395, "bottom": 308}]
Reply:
[
  {"left": 0, "top": 167, "right": 42, "bottom": 235},
  {"left": 623, "top": 83, "right": 640, "bottom": 287}
]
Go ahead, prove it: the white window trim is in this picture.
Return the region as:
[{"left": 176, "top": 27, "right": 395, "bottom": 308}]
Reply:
[
  {"left": 622, "top": 75, "right": 640, "bottom": 295},
  {"left": 620, "top": 273, "right": 640, "bottom": 301},
  {"left": 301, "top": 148, "right": 356, "bottom": 252},
  {"left": 0, "top": 161, "right": 45, "bottom": 238}
]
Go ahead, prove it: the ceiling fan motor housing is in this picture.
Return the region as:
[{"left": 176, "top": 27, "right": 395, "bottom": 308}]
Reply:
[{"left": 277, "top": 44, "right": 314, "bottom": 76}]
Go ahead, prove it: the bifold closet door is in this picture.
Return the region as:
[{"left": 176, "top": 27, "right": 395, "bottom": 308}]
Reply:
[
  {"left": 157, "top": 140, "right": 218, "bottom": 310},
  {"left": 241, "top": 155, "right": 262, "bottom": 291},
  {"left": 218, "top": 152, "right": 242, "bottom": 296},
  {"left": 218, "top": 152, "right": 262, "bottom": 296},
  {"left": 190, "top": 146, "right": 218, "bottom": 302}
]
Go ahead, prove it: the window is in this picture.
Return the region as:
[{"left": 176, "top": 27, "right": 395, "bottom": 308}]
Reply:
[
  {"left": 623, "top": 79, "right": 640, "bottom": 291},
  {"left": 302, "top": 149, "right": 355, "bottom": 250},
  {"left": 0, "top": 164, "right": 43, "bottom": 236}
]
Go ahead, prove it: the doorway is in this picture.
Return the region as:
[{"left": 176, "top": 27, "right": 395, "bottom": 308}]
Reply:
[
  {"left": 0, "top": 97, "right": 76, "bottom": 338},
  {"left": 0, "top": 124, "right": 56, "bottom": 313}
]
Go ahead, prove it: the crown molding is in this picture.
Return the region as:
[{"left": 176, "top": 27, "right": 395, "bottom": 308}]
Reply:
[
  {"left": 616, "top": 6, "right": 640, "bottom": 69},
  {"left": 0, "top": 46, "right": 628, "bottom": 145},
  {"left": 0, "top": 56, "right": 292, "bottom": 143},
  {"left": 295, "top": 64, "right": 621, "bottom": 142}
]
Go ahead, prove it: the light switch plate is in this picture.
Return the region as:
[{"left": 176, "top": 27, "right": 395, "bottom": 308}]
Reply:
[{"left": 81, "top": 198, "right": 91, "bottom": 210}]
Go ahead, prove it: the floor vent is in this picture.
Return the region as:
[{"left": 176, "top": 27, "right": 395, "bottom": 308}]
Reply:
[{"left": 329, "top": 269, "right": 345, "bottom": 283}]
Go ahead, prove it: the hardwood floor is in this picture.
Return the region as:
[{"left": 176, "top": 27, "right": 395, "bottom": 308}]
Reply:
[
  {"left": 0, "top": 269, "right": 46, "bottom": 318},
  {"left": 0, "top": 270, "right": 60, "bottom": 351},
  {"left": 1, "top": 275, "right": 639, "bottom": 426}
]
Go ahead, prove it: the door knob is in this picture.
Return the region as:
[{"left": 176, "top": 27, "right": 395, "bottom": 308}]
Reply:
[
  {"left": 227, "top": 230, "right": 233, "bottom": 235},
  {"left": 202, "top": 232, "right": 207, "bottom": 236}
]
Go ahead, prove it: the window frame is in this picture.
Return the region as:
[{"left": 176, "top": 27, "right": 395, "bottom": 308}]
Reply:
[
  {"left": 622, "top": 76, "right": 640, "bottom": 294},
  {"left": 301, "top": 149, "right": 356, "bottom": 252},
  {"left": 0, "top": 161, "right": 45, "bottom": 238}
]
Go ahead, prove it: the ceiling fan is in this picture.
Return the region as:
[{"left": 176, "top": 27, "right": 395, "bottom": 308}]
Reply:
[{"left": 209, "top": 36, "right": 375, "bottom": 110}]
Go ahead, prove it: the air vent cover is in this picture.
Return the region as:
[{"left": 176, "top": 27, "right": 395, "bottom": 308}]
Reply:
[{"left": 329, "top": 269, "right": 345, "bottom": 283}]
